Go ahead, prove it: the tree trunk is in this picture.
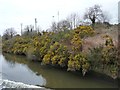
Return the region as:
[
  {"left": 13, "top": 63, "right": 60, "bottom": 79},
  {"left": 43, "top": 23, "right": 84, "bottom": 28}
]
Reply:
[{"left": 91, "top": 18, "right": 95, "bottom": 29}]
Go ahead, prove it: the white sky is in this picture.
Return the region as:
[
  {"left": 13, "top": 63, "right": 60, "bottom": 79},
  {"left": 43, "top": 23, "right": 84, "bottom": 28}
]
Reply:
[{"left": 0, "top": 0, "right": 119, "bottom": 35}]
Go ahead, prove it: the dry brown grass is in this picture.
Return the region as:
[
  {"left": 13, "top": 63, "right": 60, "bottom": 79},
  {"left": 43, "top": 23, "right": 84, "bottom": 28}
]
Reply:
[{"left": 82, "top": 25, "right": 118, "bottom": 52}]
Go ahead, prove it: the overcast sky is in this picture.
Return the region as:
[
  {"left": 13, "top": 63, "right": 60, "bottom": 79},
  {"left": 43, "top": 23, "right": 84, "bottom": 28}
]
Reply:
[{"left": 0, "top": 0, "right": 119, "bottom": 35}]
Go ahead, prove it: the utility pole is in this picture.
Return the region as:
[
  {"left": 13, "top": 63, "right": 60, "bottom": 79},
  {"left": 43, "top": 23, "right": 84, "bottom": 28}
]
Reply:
[
  {"left": 35, "top": 18, "right": 37, "bottom": 32},
  {"left": 52, "top": 16, "right": 56, "bottom": 32},
  {"left": 58, "top": 11, "right": 59, "bottom": 23},
  {"left": 21, "top": 23, "right": 23, "bottom": 36},
  {"left": 73, "top": 14, "right": 76, "bottom": 29},
  {"left": 57, "top": 11, "right": 60, "bottom": 31}
]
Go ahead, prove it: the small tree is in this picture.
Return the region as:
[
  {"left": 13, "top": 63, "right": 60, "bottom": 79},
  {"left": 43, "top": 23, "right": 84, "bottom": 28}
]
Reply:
[
  {"left": 84, "top": 5, "right": 104, "bottom": 27},
  {"left": 24, "top": 25, "right": 34, "bottom": 33},
  {"left": 101, "top": 11, "right": 110, "bottom": 23},
  {"left": 9, "top": 28, "right": 17, "bottom": 38},
  {"left": 57, "top": 20, "right": 71, "bottom": 31},
  {"left": 23, "top": 25, "right": 36, "bottom": 36},
  {"left": 51, "top": 22, "right": 57, "bottom": 32},
  {"left": 2, "top": 28, "right": 17, "bottom": 40}
]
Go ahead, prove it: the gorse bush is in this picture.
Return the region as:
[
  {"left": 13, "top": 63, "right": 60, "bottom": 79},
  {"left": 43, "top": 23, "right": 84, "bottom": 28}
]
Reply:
[
  {"left": 87, "top": 35, "right": 119, "bottom": 79},
  {"left": 74, "top": 26, "right": 94, "bottom": 38},
  {"left": 68, "top": 53, "right": 90, "bottom": 76},
  {"left": 43, "top": 42, "right": 69, "bottom": 67},
  {"left": 12, "top": 37, "right": 31, "bottom": 55}
]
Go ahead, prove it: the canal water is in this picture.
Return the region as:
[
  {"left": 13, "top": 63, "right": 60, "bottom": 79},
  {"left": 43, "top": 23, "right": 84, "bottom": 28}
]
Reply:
[{"left": 1, "top": 53, "right": 119, "bottom": 88}]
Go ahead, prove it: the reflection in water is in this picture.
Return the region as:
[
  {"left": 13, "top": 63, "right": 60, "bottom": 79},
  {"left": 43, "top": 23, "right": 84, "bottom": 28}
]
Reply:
[
  {"left": 2, "top": 53, "right": 119, "bottom": 88},
  {"left": 2, "top": 53, "right": 46, "bottom": 86}
]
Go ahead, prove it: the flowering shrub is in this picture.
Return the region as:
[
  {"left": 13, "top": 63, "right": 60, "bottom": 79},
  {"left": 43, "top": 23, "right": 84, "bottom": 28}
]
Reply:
[{"left": 67, "top": 53, "right": 90, "bottom": 76}]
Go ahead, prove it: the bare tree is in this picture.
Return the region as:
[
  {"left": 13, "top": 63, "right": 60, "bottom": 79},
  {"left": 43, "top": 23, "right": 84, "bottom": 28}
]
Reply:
[
  {"left": 24, "top": 25, "right": 34, "bottom": 32},
  {"left": 57, "top": 20, "right": 71, "bottom": 31},
  {"left": 66, "top": 17, "right": 72, "bottom": 30},
  {"left": 67, "top": 13, "right": 81, "bottom": 29},
  {"left": 2, "top": 28, "right": 17, "bottom": 40},
  {"left": 101, "top": 11, "right": 111, "bottom": 23},
  {"left": 9, "top": 28, "right": 17, "bottom": 38},
  {"left": 51, "top": 22, "right": 57, "bottom": 32},
  {"left": 2, "top": 30, "right": 9, "bottom": 40},
  {"left": 37, "top": 25, "right": 42, "bottom": 33},
  {"left": 84, "top": 5, "right": 104, "bottom": 26},
  {"left": 23, "top": 25, "right": 35, "bottom": 36}
]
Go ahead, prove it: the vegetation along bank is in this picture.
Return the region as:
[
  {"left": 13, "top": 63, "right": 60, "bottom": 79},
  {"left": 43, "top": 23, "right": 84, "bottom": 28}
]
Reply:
[{"left": 2, "top": 24, "right": 119, "bottom": 79}]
